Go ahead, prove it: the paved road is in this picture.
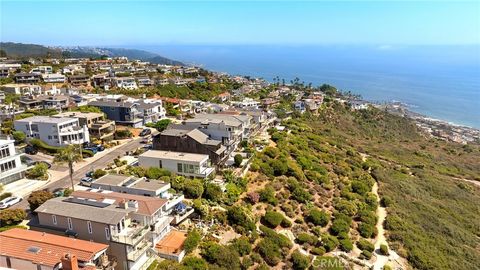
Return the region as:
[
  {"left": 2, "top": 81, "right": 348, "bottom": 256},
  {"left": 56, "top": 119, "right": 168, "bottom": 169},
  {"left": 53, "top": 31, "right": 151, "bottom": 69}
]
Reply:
[{"left": 14, "top": 138, "right": 144, "bottom": 210}]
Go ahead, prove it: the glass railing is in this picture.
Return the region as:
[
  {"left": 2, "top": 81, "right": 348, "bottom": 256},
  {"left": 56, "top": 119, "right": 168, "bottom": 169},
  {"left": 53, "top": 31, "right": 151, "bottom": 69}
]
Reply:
[
  {"left": 111, "top": 224, "right": 149, "bottom": 245},
  {"left": 126, "top": 239, "right": 150, "bottom": 261}
]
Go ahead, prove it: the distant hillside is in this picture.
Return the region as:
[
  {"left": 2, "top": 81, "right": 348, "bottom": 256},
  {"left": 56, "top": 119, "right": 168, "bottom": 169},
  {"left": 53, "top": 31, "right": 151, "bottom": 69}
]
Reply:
[
  {"left": 0, "top": 42, "right": 184, "bottom": 65},
  {"left": 0, "top": 42, "right": 63, "bottom": 58}
]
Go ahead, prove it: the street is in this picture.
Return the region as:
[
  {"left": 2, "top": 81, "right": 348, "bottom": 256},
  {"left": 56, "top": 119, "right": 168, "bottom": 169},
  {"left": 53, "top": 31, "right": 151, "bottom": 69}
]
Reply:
[{"left": 13, "top": 137, "right": 143, "bottom": 210}]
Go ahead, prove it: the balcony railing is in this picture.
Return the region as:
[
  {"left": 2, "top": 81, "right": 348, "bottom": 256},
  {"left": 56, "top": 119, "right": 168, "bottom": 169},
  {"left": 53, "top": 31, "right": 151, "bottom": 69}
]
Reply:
[
  {"left": 111, "top": 224, "right": 149, "bottom": 246},
  {"left": 126, "top": 239, "right": 150, "bottom": 261}
]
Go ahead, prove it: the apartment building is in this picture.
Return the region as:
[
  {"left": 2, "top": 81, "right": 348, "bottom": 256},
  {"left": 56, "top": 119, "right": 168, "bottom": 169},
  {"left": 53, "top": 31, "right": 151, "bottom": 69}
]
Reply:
[
  {"left": 88, "top": 100, "right": 143, "bottom": 127},
  {"left": 0, "top": 139, "right": 28, "bottom": 185},
  {"left": 31, "top": 189, "right": 185, "bottom": 270},
  {"left": 31, "top": 65, "right": 53, "bottom": 74},
  {"left": 153, "top": 128, "right": 227, "bottom": 165},
  {"left": 0, "top": 228, "right": 111, "bottom": 270},
  {"left": 139, "top": 150, "right": 215, "bottom": 179},
  {"left": 14, "top": 73, "right": 41, "bottom": 84},
  {"left": 69, "top": 74, "right": 90, "bottom": 87},
  {"left": 42, "top": 73, "right": 66, "bottom": 83},
  {"left": 55, "top": 112, "right": 116, "bottom": 140},
  {"left": 14, "top": 116, "right": 90, "bottom": 147}
]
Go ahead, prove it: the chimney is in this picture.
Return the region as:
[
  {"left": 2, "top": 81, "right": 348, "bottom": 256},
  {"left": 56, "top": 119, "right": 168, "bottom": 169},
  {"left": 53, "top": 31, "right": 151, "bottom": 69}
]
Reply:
[{"left": 61, "top": 253, "right": 78, "bottom": 270}]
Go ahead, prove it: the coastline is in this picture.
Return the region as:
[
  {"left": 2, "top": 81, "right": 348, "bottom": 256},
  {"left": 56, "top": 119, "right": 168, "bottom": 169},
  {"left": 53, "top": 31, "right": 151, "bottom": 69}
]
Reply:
[{"left": 376, "top": 101, "right": 479, "bottom": 144}]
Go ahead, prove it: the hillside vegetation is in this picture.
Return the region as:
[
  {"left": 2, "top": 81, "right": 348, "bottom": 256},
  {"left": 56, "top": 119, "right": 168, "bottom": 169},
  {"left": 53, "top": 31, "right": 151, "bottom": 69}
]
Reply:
[{"left": 297, "top": 103, "right": 480, "bottom": 269}]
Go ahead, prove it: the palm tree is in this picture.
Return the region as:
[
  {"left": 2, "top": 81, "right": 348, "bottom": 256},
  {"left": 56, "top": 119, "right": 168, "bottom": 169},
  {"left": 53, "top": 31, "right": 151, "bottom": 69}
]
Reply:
[{"left": 54, "top": 145, "right": 83, "bottom": 191}]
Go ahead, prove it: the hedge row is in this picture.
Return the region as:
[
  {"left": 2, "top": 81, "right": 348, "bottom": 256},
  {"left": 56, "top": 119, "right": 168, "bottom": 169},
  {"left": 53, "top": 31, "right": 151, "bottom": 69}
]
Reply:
[{"left": 29, "top": 139, "right": 94, "bottom": 157}]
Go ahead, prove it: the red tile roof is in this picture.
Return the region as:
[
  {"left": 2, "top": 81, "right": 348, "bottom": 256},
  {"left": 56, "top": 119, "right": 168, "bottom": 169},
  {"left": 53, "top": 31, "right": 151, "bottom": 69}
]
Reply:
[{"left": 0, "top": 228, "right": 108, "bottom": 267}]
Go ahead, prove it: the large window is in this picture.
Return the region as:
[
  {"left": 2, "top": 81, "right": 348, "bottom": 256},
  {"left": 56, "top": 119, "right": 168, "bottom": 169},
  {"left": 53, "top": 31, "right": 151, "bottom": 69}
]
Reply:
[
  {"left": 159, "top": 160, "right": 162, "bottom": 168},
  {"left": 67, "top": 217, "right": 73, "bottom": 230},
  {"left": 0, "top": 146, "right": 10, "bottom": 159},
  {"left": 105, "top": 227, "right": 111, "bottom": 240},
  {"left": 87, "top": 221, "right": 93, "bottom": 234},
  {"left": 177, "top": 163, "right": 183, "bottom": 173}
]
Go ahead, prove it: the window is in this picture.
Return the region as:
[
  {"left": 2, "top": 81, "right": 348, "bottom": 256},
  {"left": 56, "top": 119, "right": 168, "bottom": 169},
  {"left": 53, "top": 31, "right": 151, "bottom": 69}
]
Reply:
[
  {"left": 48, "top": 136, "right": 52, "bottom": 140},
  {"left": 159, "top": 160, "right": 162, "bottom": 168},
  {"left": 67, "top": 217, "right": 73, "bottom": 230},
  {"left": 177, "top": 163, "right": 183, "bottom": 173},
  {"left": 105, "top": 227, "right": 111, "bottom": 240},
  {"left": 52, "top": 215, "right": 57, "bottom": 225},
  {"left": 87, "top": 221, "right": 93, "bottom": 234}
]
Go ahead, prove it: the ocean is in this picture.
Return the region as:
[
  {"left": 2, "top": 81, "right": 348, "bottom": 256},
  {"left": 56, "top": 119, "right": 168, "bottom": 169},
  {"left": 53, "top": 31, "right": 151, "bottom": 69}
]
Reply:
[{"left": 136, "top": 45, "right": 480, "bottom": 128}]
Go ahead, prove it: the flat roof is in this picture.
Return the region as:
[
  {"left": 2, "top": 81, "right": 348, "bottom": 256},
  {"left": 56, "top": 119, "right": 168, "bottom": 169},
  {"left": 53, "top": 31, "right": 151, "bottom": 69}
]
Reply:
[
  {"left": 0, "top": 228, "right": 108, "bottom": 267},
  {"left": 93, "top": 174, "right": 169, "bottom": 192},
  {"left": 54, "top": 111, "right": 104, "bottom": 119},
  {"left": 14, "top": 115, "right": 78, "bottom": 124},
  {"left": 155, "top": 230, "right": 186, "bottom": 255},
  {"left": 139, "top": 150, "right": 209, "bottom": 163}
]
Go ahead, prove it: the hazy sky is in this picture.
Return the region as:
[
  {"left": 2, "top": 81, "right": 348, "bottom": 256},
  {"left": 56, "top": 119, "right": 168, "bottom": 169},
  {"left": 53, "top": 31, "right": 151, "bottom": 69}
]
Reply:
[{"left": 1, "top": 0, "right": 479, "bottom": 46}]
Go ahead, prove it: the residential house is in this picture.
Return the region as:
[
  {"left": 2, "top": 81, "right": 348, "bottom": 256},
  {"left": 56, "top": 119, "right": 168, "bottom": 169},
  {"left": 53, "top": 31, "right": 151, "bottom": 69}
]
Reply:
[
  {"left": 69, "top": 74, "right": 90, "bottom": 87},
  {"left": 0, "top": 228, "right": 111, "bottom": 270},
  {"left": 230, "top": 98, "right": 260, "bottom": 109},
  {"left": 1, "top": 83, "right": 42, "bottom": 96},
  {"left": 0, "top": 66, "right": 9, "bottom": 78},
  {"left": 136, "top": 100, "right": 166, "bottom": 125},
  {"left": 88, "top": 100, "right": 143, "bottom": 127},
  {"left": 92, "top": 74, "right": 114, "bottom": 90},
  {"left": 31, "top": 65, "right": 53, "bottom": 74},
  {"left": 14, "top": 73, "right": 41, "bottom": 84},
  {"left": 63, "top": 64, "right": 85, "bottom": 75},
  {"left": 294, "top": 100, "right": 306, "bottom": 113},
  {"left": 136, "top": 77, "right": 153, "bottom": 87},
  {"left": 155, "top": 78, "right": 169, "bottom": 86},
  {"left": 180, "top": 113, "right": 252, "bottom": 152},
  {"left": 153, "top": 128, "right": 227, "bottom": 165},
  {"left": 114, "top": 77, "right": 138, "bottom": 90},
  {"left": 14, "top": 116, "right": 90, "bottom": 147},
  {"left": 217, "top": 92, "right": 231, "bottom": 102},
  {"left": 54, "top": 112, "right": 116, "bottom": 140},
  {"left": 42, "top": 73, "right": 66, "bottom": 83},
  {"left": 89, "top": 174, "right": 192, "bottom": 223},
  {"left": 31, "top": 189, "right": 186, "bottom": 269},
  {"left": 0, "top": 139, "right": 28, "bottom": 185},
  {"left": 139, "top": 150, "right": 215, "bottom": 179}
]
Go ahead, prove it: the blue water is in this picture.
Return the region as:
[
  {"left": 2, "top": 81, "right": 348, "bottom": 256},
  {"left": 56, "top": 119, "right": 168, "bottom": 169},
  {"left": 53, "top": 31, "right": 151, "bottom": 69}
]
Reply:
[{"left": 136, "top": 45, "right": 480, "bottom": 128}]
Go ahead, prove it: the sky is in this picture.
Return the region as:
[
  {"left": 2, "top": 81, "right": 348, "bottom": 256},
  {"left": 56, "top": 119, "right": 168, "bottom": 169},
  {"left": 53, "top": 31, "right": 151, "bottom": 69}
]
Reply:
[{"left": 1, "top": 0, "right": 479, "bottom": 46}]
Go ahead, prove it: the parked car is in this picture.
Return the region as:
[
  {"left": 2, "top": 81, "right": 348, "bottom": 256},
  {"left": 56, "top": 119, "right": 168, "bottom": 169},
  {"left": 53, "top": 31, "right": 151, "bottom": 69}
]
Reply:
[
  {"left": 52, "top": 188, "right": 66, "bottom": 197},
  {"left": 0, "top": 196, "right": 22, "bottom": 209},
  {"left": 85, "top": 171, "right": 94, "bottom": 177},
  {"left": 140, "top": 128, "right": 152, "bottom": 137},
  {"left": 84, "top": 147, "right": 98, "bottom": 155},
  {"left": 96, "top": 145, "right": 105, "bottom": 151},
  {"left": 80, "top": 177, "right": 94, "bottom": 187},
  {"left": 25, "top": 145, "right": 38, "bottom": 155},
  {"left": 141, "top": 136, "right": 152, "bottom": 144}
]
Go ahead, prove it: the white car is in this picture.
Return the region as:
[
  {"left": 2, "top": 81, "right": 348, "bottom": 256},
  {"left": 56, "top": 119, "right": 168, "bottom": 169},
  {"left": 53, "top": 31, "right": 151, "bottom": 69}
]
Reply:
[{"left": 0, "top": 196, "right": 22, "bottom": 209}]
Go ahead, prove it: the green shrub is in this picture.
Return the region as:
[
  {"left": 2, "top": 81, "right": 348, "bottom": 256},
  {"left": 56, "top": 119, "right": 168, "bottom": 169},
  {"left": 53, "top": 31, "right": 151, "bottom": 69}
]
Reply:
[
  {"left": 358, "top": 222, "right": 377, "bottom": 238},
  {"left": 204, "top": 183, "right": 223, "bottom": 203},
  {"left": 339, "top": 238, "right": 353, "bottom": 252},
  {"left": 306, "top": 208, "right": 329, "bottom": 226},
  {"left": 12, "top": 131, "right": 26, "bottom": 143},
  {"left": 184, "top": 229, "right": 202, "bottom": 254},
  {"left": 201, "top": 241, "right": 241, "bottom": 269},
  {"left": 296, "top": 233, "right": 318, "bottom": 245},
  {"left": 380, "top": 196, "right": 394, "bottom": 207},
  {"left": 27, "top": 190, "right": 53, "bottom": 212},
  {"left": 281, "top": 218, "right": 292, "bottom": 228},
  {"left": 330, "top": 218, "right": 350, "bottom": 235},
  {"left": 92, "top": 169, "right": 107, "bottom": 179},
  {"left": 182, "top": 256, "right": 208, "bottom": 270},
  {"left": 184, "top": 179, "right": 204, "bottom": 199},
  {"left": 262, "top": 211, "right": 285, "bottom": 228},
  {"left": 230, "top": 236, "right": 252, "bottom": 256},
  {"left": 356, "top": 238, "right": 374, "bottom": 252},
  {"left": 291, "top": 250, "right": 310, "bottom": 270},
  {"left": 256, "top": 238, "right": 281, "bottom": 266},
  {"left": 114, "top": 129, "right": 132, "bottom": 139},
  {"left": 227, "top": 206, "right": 255, "bottom": 232},
  {"left": 320, "top": 234, "right": 338, "bottom": 252},
  {"left": 0, "top": 209, "right": 27, "bottom": 226},
  {"left": 26, "top": 163, "right": 49, "bottom": 180},
  {"left": 259, "top": 186, "right": 278, "bottom": 205},
  {"left": 360, "top": 250, "right": 372, "bottom": 260},
  {"left": 234, "top": 154, "right": 243, "bottom": 167},
  {"left": 380, "top": 244, "right": 389, "bottom": 255},
  {"left": 311, "top": 247, "right": 326, "bottom": 256},
  {"left": 0, "top": 192, "right": 13, "bottom": 201}
]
